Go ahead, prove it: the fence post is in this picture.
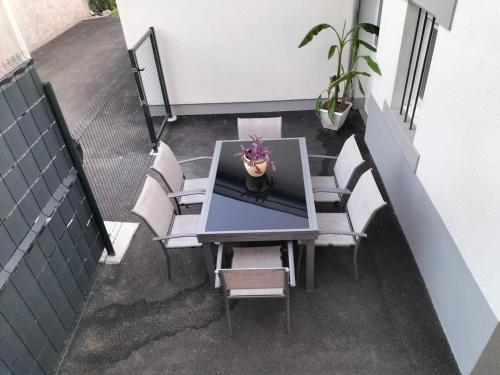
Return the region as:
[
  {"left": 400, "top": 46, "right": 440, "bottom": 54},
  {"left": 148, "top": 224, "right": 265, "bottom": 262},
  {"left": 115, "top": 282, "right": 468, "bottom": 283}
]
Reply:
[
  {"left": 44, "top": 82, "right": 116, "bottom": 256},
  {"left": 128, "top": 47, "right": 158, "bottom": 152},
  {"left": 149, "top": 27, "right": 173, "bottom": 120}
]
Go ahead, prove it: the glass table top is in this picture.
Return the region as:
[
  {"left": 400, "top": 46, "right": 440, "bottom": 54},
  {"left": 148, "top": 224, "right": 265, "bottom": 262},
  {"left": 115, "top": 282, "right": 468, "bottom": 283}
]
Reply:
[{"left": 204, "top": 139, "right": 312, "bottom": 233}]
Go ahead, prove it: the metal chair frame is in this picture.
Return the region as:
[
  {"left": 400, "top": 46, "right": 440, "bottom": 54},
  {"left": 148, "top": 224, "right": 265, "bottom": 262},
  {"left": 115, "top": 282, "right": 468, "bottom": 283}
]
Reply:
[{"left": 216, "top": 267, "right": 290, "bottom": 336}]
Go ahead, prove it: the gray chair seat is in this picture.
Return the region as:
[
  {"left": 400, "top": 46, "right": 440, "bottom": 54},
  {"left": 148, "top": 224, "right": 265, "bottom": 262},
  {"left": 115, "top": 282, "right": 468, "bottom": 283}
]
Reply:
[
  {"left": 151, "top": 141, "right": 212, "bottom": 213},
  {"left": 216, "top": 245, "right": 291, "bottom": 335},
  {"left": 131, "top": 176, "right": 204, "bottom": 281},
  {"left": 179, "top": 177, "right": 209, "bottom": 205},
  {"left": 316, "top": 213, "right": 356, "bottom": 246},
  {"left": 309, "top": 135, "right": 365, "bottom": 204},
  {"left": 298, "top": 169, "right": 387, "bottom": 281},
  {"left": 165, "top": 214, "right": 201, "bottom": 248},
  {"left": 232, "top": 246, "right": 282, "bottom": 268},
  {"left": 230, "top": 247, "right": 284, "bottom": 296},
  {"left": 311, "top": 176, "right": 341, "bottom": 203}
]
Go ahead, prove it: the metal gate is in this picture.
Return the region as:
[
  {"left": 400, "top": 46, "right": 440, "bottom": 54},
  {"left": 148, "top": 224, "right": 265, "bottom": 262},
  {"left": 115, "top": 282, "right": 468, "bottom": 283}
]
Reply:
[
  {"left": 129, "top": 27, "right": 175, "bottom": 151},
  {"left": 71, "top": 65, "right": 154, "bottom": 226},
  {"left": 0, "top": 60, "right": 109, "bottom": 374}
]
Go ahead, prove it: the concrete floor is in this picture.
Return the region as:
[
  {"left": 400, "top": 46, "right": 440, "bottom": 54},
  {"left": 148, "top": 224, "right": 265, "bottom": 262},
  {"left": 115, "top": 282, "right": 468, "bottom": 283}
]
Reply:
[
  {"left": 33, "top": 17, "right": 129, "bottom": 131},
  {"left": 30, "top": 16, "right": 459, "bottom": 375}
]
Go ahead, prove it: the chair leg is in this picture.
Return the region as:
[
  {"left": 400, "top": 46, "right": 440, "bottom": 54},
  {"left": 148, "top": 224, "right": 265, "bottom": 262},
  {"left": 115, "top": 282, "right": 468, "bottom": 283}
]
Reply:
[
  {"left": 353, "top": 243, "right": 360, "bottom": 281},
  {"left": 224, "top": 295, "right": 232, "bottom": 336},
  {"left": 162, "top": 247, "right": 172, "bottom": 281},
  {"left": 175, "top": 199, "right": 182, "bottom": 215},
  {"left": 296, "top": 244, "right": 304, "bottom": 283}
]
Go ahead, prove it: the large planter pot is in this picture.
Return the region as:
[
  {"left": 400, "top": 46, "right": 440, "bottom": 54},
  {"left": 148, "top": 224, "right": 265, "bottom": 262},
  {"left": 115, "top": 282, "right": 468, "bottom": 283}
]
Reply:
[
  {"left": 319, "top": 101, "right": 352, "bottom": 131},
  {"left": 242, "top": 155, "right": 268, "bottom": 177}
]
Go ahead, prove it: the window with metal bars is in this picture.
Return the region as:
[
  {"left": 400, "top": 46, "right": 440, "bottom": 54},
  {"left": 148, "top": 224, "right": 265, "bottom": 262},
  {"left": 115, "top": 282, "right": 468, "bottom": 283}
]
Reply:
[{"left": 399, "top": 6, "right": 437, "bottom": 130}]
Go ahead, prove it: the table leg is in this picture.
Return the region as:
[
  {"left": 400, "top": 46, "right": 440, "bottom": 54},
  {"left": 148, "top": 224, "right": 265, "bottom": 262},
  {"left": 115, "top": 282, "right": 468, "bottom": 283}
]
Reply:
[
  {"left": 203, "top": 243, "right": 216, "bottom": 288},
  {"left": 305, "top": 239, "right": 315, "bottom": 291}
]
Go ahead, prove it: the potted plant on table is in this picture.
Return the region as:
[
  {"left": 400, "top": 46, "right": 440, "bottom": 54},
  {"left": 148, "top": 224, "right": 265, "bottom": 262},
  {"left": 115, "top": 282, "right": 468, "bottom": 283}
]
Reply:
[
  {"left": 235, "top": 135, "right": 277, "bottom": 177},
  {"left": 299, "top": 21, "right": 381, "bottom": 130}
]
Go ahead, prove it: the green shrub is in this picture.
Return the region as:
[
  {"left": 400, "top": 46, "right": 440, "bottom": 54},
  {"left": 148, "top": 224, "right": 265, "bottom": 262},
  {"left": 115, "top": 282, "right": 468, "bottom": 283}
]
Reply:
[{"left": 89, "top": 0, "right": 116, "bottom": 14}]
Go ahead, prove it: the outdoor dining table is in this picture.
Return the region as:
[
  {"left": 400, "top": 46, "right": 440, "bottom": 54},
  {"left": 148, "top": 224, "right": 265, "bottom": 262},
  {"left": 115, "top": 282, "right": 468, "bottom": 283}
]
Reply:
[{"left": 197, "top": 137, "right": 319, "bottom": 290}]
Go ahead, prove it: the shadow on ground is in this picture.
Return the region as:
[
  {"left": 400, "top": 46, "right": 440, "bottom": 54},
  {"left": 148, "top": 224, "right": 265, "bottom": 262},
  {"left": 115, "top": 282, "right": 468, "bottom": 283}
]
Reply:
[{"left": 58, "top": 110, "right": 459, "bottom": 375}]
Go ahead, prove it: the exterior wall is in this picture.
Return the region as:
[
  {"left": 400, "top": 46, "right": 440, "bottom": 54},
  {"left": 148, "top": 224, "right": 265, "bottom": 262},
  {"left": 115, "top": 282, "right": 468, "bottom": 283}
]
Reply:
[
  {"left": 7, "top": 0, "right": 89, "bottom": 52},
  {"left": 413, "top": 0, "right": 500, "bottom": 318},
  {"left": 365, "top": 0, "right": 500, "bottom": 374},
  {"left": 0, "top": 1, "right": 22, "bottom": 60},
  {"left": 116, "top": 0, "right": 355, "bottom": 113}
]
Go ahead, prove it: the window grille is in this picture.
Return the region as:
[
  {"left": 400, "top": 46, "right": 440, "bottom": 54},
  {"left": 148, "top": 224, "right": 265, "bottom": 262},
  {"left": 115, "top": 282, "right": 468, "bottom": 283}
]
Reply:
[{"left": 399, "top": 7, "right": 437, "bottom": 130}]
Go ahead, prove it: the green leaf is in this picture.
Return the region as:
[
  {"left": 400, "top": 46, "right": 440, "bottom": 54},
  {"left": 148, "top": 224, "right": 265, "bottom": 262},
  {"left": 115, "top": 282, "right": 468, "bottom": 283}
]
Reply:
[
  {"left": 327, "top": 75, "right": 338, "bottom": 97},
  {"left": 328, "top": 96, "right": 337, "bottom": 120},
  {"left": 359, "top": 23, "right": 380, "bottom": 36},
  {"left": 357, "top": 79, "right": 365, "bottom": 96},
  {"left": 315, "top": 93, "right": 324, "bottom": 117},
  {"left": 351, "top": 71, "right": 371, "bottom": 77},
  {"left": 359, "top": 55, "right": 381, "bottom": 75},
  {"left": 299, "top": 23, "right": 332, "bottom": 48},
  {"left": 358, "top": 40, "right": 377, "bottom": 52},
  {"left": 327, "top": 45, "right": 337, "bottom": 60},
  {"left": 327, "top": 72, "right": 355, "bottom": 92}
]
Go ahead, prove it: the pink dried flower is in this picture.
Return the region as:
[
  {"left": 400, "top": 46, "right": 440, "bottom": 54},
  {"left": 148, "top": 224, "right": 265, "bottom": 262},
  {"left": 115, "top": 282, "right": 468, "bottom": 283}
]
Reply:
[{"left": 235, "top": 135, "right": 277, "bottom": 171}]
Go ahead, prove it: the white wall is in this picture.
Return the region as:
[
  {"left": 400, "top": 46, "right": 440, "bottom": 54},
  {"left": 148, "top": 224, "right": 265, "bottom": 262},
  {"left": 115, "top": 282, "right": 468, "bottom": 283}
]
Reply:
[
  {"left": 414, "top": 0, "right": 500, "bottom": 319},
  {"left": 370, "top": 0, "right": 408, "bottom": 110},
  {"left": 8, "top": 0, "right": 89, "bottom": 51},
  {"left": 353, "top": 0, "right": 380, "bottom": 107},
  {"left": 0, "top": 0, "right": 23, "bottom": 61},
  {"left": 116, "top": 0, "right": 355, "bottom": 109},
  {"left": 367, "top": 0, "right": 500, "bottom": 373}
]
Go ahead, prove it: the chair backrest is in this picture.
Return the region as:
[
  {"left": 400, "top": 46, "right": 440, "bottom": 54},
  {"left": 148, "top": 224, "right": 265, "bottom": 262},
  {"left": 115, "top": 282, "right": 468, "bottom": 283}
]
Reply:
[
  {"left": 237, "top": 117, "right": 282, "bottom": 140},
  {"left": 334, "top": 134, "right": 365, "bottom": 189},
  {"left": 346, "top": 169, "right": 386, "bottom": 233},
  {"left": 151, "top": 141, "right": 184, "bottom": 192},
  {"left": 131, "top": 175, "right": 175, "bottom": 238},
  {"left": 218, "top": 268, "right": 287, "bottom": 290}
]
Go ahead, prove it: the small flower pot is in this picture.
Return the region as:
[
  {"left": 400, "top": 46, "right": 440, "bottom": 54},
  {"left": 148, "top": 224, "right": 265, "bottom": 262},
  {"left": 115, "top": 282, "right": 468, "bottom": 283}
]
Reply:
[
  {"left": 319, "top": 101, "right": 352, "bottom": 131},
  {"left": 242, "top": 155, "right": 268, "bottom": 177}
]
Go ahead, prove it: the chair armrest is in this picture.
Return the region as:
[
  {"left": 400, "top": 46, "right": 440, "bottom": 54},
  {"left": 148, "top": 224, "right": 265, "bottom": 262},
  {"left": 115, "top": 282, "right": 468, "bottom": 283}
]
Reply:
[
  {"left": 153, "top": 233, "right": 198, "bottom": 241},
  {"left": 313, "top": 187, "right": 351, "bottom": 195},
  {"left": 318, "top": 230, "right": 367, "bottom": 238},
  {"left": 178, "top": 156, "right": 212, "bottom": 164},
  {"left": 167, "top": 189, "right": 206, "bottom": 198},
  {"left": 308, "top": 154, "right": 338, "bottom": 160}
]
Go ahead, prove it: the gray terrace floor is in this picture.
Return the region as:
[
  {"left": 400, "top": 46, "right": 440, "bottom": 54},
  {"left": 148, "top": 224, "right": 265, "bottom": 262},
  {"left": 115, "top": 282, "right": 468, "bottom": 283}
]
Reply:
[
  {"left": 30, "top": 16, "right": 459, "bottom": 375},
  {"left": 58, "top": 111, "right": 459, "bottom": 375}
]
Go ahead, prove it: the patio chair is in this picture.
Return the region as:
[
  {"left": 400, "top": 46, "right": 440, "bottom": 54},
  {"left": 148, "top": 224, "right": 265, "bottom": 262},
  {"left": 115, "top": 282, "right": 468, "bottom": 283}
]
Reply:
[
  {"left": 309, "top": 134, "right": 365, "bottom": 204},
  {"left": 298, "top": 169, "right": 386, "bottom": 280},
  {"left": 237, "top": 117, "right": 282, "bottom": 140},
  {"left": 151, "top": 141, "right": 212, "bottom": 213},
  {"left": 215, "top": 245, "right": 290, "bottom": 336},
  {"left": 131, "top": 175, "right": 202, "bottom": 281}
]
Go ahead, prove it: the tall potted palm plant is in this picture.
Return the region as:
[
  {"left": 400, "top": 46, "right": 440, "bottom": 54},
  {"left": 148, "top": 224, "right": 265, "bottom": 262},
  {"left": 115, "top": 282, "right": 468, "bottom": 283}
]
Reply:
[{"left": 299, "top": 21, "right": 381, "bottom": 130}]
